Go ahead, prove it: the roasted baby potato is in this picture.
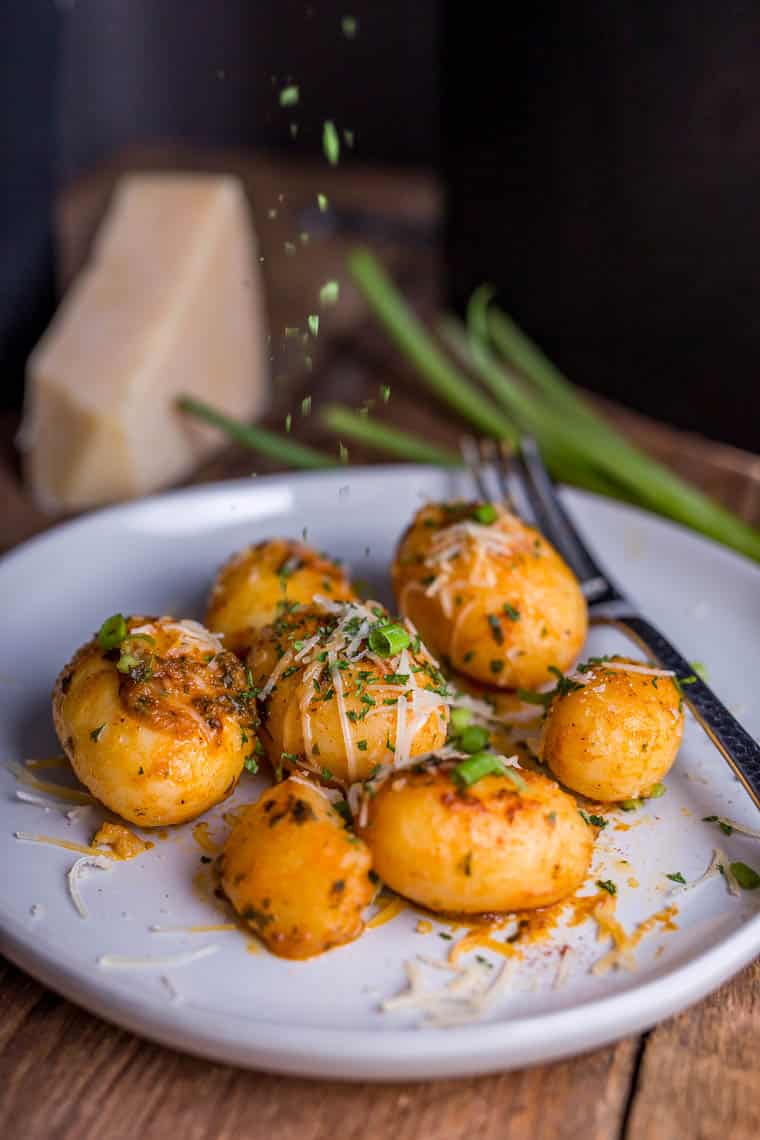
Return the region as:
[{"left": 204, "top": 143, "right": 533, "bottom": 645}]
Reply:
[
  {"left": 219, "top": 776, "right": 375, "bottom": 959},
  {"left": 540, "top": 656, "right": 684, "bottom": 802},
  {"left": 392, "top": 501, "right": 587, "bottom": 690},
  {"left": 247, "top": 599, "right": 449, "bottom": 785},
  {"left": 206, "top": 538, "right": 355, "bottom": 656},
  {"left": 358, "top": 760, "right": 592, "bottom": 913},
  {"left": 53, "top": 615, "right": 259, "bottom": 826}
]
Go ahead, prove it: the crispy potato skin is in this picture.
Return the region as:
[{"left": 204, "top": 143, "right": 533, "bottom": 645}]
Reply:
[
  {"left": 52, "top": 617, "right": 258, "bottom": 827},
  {"left": 205, "top": 539, "right": 355, "bottom": 656},
  {"left": 392, "top": 502, "right": 587, "bottom": 690},
  {"left": 540, "top": 659, "right": 685, "bottom": 801},
  {"left": 248, "top": 608, "right": 448, "bottom": 784},
  {"left": 219, "top": 778, "right": 374, "bottom": 959},
  {"left": 358, "top": 766, "right": 592, "bottom": 913}
]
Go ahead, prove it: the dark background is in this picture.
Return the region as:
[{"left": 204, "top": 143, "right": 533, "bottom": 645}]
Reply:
[{"left": 2, "top": 0, "right": 758, "bottom": 450}]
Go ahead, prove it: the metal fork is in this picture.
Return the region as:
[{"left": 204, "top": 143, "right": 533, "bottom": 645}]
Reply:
[{"left": 462, "top": 436, "right": 760, "bottom": 811}]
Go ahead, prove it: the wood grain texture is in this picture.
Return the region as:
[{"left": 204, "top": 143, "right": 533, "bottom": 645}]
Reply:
[
  {"left": 0, "top": 151, "right": 758, "bottom": 1140},
  {"left": 625, "top": 960, "right": 760, "bottom": 1140},
  {"left": 0, "top": 962, "right": 637, "bottom": 1140}
]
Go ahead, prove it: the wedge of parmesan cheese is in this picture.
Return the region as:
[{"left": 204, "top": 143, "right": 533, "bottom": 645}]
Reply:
[{"left": 21, "top": 173, "right": 268, "bottom": 511}]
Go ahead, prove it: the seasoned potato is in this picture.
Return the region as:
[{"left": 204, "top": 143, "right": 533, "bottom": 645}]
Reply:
[
  {"left": 247, "top": 600, "right": 449, "bottom": 785},
  {"left": 219, "top": 776, "right": 375, "bottom": 959},
  {"left": 53, "top": 616, "right": 259, "bottom": 826},
  {"left": 392, "top": 501, "right": 587, "bottom": 690},
  {"left": 206, "top": 538, "right": 355, "bottom": 655},
  {"left": 358, "top": 761, "right": 592, "bottom": 913},
  {"left": 540, "top": 656, "right": 685, "bottom": 802}
]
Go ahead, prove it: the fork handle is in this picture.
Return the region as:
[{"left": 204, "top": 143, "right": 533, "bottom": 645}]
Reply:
[{"left": 607, "top": 614, "right": 760, "bottom": 810}]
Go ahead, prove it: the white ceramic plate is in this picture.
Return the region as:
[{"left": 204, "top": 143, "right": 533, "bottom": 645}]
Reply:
[{"left": 0, "top": 466, "right": 759, "bottom": 1080}]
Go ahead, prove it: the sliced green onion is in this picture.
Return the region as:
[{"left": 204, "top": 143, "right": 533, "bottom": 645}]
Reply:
[
  {"left": 321, "top": 405, "right": 460, "bottom": 466},
  {"left": 451, "top": 752, "right": 505, "bottom": 787},
  {"left": 449, "top": 707, "right": 472, "bottom": 733},
  {"left": 472, "top": 503, "right": 497, "bottom": 524},
  {"left": 458, "top": 725, "right": 490, "bottom": 754},
  {"left": 98, "top": 614, "right": 127, "bottom": 650},
  {"left": 116, "top": 652, "right": 142, "bottom": 674},
  {"left": 368, "top": 623, "right": 411, "bottom": 658},
  {"left": 177, "top": 395, "right": 334, "bottom": 470}
]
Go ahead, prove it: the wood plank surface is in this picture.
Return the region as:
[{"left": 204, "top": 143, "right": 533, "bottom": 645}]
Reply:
[{"left": 0, "top": 150, "right": 758, "bottom": 1140}]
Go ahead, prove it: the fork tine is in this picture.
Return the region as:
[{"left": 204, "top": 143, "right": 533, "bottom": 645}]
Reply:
[
  {"left": 459, "top": 436, "right": 492, "bottom": 502},
  {"left": 512, "top": 437, "right": 619, "bottom": 600}
]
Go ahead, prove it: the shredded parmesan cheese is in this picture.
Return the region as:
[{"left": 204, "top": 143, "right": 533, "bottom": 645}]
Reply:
[
  {"left": 97, "top": 945, "right": 219, "bottom": 970},
  {"left": 67, "top": 856, "right": 112, "bottom": 918},
  {"left": 382, "top": 956, "right": 514, "bottom": 1027}
]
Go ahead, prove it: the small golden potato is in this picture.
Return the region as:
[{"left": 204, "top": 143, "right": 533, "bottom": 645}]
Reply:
[
  {"left": 358, "top": 762, "right": 593, "bottom": 913},
  {"left": 248, "top": 601, "right": 448, "bottom": 785},
  {"left": 219, "top": 777, "right": 375, "bottom": 959},
  {"left": 206, "top": 538, "right": 355, "bottom": 655},
  {"left": 392, "top": 501, "right": 587, "bottom": 690},
  {"left": 540, "top": 657, "right": 685, "bottom": 802},
  {"left": 53, "top": 616, "right": 259, "bottom": 826}
]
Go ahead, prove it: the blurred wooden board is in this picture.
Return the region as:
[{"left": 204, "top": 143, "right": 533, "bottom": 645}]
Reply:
[{"left": 0, "top": 150, "right": 759, "bottom": 1140}]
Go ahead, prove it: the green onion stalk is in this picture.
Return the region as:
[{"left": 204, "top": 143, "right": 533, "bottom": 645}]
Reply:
[{"left": 347, "top": 248, "right": 760, "bottom": 562}]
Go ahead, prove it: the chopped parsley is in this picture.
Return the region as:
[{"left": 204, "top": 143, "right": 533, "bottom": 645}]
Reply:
[
  {"left": 89, "top": 724, "right": 106, "bottom": 743},
  {"left": 579, "top": 810, "right": 608, "bottom": 829},
  {"left": 487, "top": 614, "right": 504, "bottom": 645},
  {"left": 596, "top": 879, "right": 617, "bottom": 896},
  {"left": 666, "top": 871, "right": 686, "bottom": 884},
  {"left": 502, "top": 603, "right": 521, "bottom": 621},
  {"left": 730, "top": 862, "right": 760, "bottom": 890},
  {"left": 703, "top": 815, "right": 734, "bottom": 836}
]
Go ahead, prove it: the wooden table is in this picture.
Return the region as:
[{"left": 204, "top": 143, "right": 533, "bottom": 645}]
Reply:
[{"left": 1, "top": 152, "right": 759, "bottom": 1140}]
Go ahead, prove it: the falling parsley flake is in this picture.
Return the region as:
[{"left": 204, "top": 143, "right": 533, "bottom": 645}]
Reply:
[
  {"left": 338, "top": 441, "right": 349, "bottom": 464},
  {"left": 301, "top": 396, "right": 312, "bottom": 417},
  {"left": 317, "top": 193, "right": 329, "bottom": 212},
  {"left": 596, "top": 879, "right": 617, "bottom": 896},
  {"left": 341, "top": 14, "right": 358, "bottom": 37},
  {"left": 279, "top": 85, "right": 299, "bottom": 107},
  {"left": 322, "top": 121, "right": 340, "bottom": 166},
  {"left": 319, "top": 280, "right": 340, "bottom": 306},
  {"left": 285, "top": 414, "right": 292, "bottom": 433},
  {"left": 380, "top": 384, "right": 391, "bottom": 403},
  {"left": 308, "top": 314, "right": 320, "bottom": 336}
]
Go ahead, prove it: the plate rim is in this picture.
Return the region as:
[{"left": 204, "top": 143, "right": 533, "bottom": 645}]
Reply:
[{"left": 1, "top": 464, "right": 759, "bottom": 1079}]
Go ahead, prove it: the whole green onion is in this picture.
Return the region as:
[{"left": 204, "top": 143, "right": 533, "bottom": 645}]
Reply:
[
  {"left": 471, "top": 294, "right": 760, "bottom": 562},
  {"left": 348, "top": 248, "right": 517, "bottom": 441},
  {"left": 177, "top": 396, "right": 334, "bottom": 470},
  {"left": 321, "top": 405, "right": 459, "bottom": 466},
  {"left": 98, "top": 614, "right": 127, "bottom": 650},
  {"left": 368, "top": 623, "right": 410, "bottom": 657}
]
